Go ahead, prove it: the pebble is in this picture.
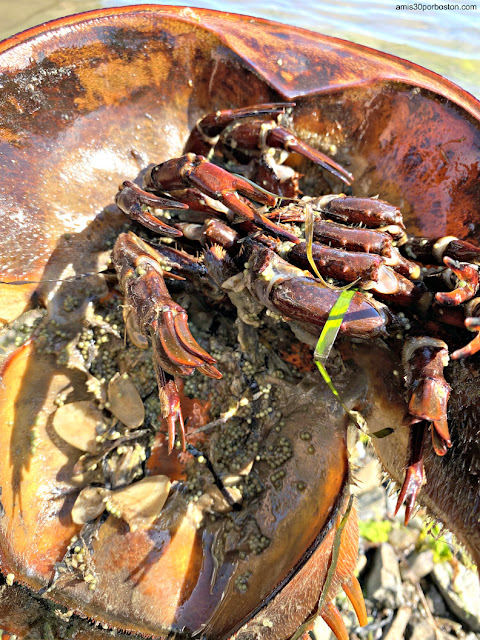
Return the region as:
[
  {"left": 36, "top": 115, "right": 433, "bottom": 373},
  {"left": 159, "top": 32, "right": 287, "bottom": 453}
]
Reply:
[
  {"left": 407, "top": 549, "right": 435, "bottom": 581},
  {"left": 351, "top": 449, "right": 478, "bottom": 640},
  {"left": 432, "top": 562, "right": 480, "bottom": 632},
  {"left": 425, "top": 583, "right": 448, "bottom": 617},
  {"left": 383, "top": 605, "right": 411, "bottom": 640},
  {"left": 408, "top": 620, "right": 436, "bottom": 640},
  {"left": 365, "top": 542, "right": 404, "bottom": 609},
  {"left": 313, "top": 615, "right": 334, "bottom": 640}
]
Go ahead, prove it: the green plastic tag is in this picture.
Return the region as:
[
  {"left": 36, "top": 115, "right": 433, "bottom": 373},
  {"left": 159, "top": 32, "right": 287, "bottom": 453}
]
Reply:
[{"left": 313, "top": 289, "right": 363, "bottom": 430}]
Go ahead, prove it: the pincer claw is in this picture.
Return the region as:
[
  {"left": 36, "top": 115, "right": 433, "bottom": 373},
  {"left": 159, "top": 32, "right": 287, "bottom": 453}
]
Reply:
[
  {"left": 112, "top": 231, "right": 221, "bottom": 451},
  {"left": 320, "top": 602, "right": 349, "bottom": 640},
  {"left": 257, "top": 123, "right": 354, "bottom": 185},
  {"left": 185, "top": 102, "right": 294, "bottom": 154},
  {"left": 402, "top": 338, "right": 451, "bottom": 454},
  {"left": 435, "top": 256, "right": 479, "bottom": 305},
  {"left": 394, "top": 420, "right": 427, "bottom": 525},
  {"left": 115, "top": 181, "right": 186, "bottom": 236},
  {"left": 451, "top": 315, "right": 480, "bottom": 359},
  {"left": 395, "top": 459, "right": 425, "bottom": 525},
  {"left": 159, "top": 378, "right": 186, "bottom": 453},
  {"left": 145, "top": 153, "right": 301, "bottom": 243}
]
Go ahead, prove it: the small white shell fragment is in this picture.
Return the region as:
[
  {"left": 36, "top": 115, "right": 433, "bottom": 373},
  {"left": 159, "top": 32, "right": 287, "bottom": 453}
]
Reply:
[
  {"left": 206, "top": 485, "right": 242, "bottom": 513},
  {"left": 53, "top": 401, "right": 104, "bottom": 452},
  {"left": 71, "top": 487, "right": 108, "bottom": 524},
  {"left": 187, "top": 494, "right": 214, "bottom": 527},
  {"left": 106, "top": 475, "right": 171, "bottom": 531},
  {"left": 107, "top": 372, "right": 145, "bottom": 428}
]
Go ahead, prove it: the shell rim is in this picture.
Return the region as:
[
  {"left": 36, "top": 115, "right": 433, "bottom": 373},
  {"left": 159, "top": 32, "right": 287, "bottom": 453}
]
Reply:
[{"left": 0, "top": 4, "right": 479, "bottom": 119}]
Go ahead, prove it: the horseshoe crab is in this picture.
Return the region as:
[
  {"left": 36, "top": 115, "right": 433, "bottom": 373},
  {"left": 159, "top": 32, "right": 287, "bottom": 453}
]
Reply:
[{"left": 0, "top": 6, "right": 479, "bottom": 639}]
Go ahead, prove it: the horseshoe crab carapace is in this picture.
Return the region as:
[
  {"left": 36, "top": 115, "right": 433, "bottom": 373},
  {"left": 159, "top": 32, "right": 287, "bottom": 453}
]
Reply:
[{"left": 0, "top": 6, "right": 479, "bottom": 639}]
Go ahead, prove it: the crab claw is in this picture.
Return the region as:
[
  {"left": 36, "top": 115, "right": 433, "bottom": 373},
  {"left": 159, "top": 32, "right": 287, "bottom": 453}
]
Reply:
[
  {"left": 249, "top": 121, "right": 354, "bottom": 185},
  {"left": 321, "top": 602, "right": 349, "bottom": 640},
  {"left": 149, "top": 312, "right": 221, "bottom": 380},
  {"left": 115, "top": 181, "right": 186, "bottom": 236},
  {"left": 435, "top": 255, "right": 479, "bottom": 305},
  {"left": 394, "top": 422, "right": 427, "bottom": 525},
  {"left": 219, "top": 119, "right": 354, "bottom": 185},
  {"left": 112, "top": 232, "right": 221, "bottom": 450},
  {"left": 402, "top": 338, "right": 452, "bottom": 454},
  {"left": 145, "top": 153, "right": 301, "bottom": 243},
  {"left": 185, "top": 102, "right": 294, "bottom": 155},
  {"left": 158, "top": 379, "right": 185, "bottom": 453},
  {"left": 395, "top": 459, "right": 426, "bottom": 525},
  {"left": 451, "top": 315, "right": 480, "bottom": 359},
  {"left": 342, "top": 575, "right": 368, "bottom": 627},
  {"left": 113, "top": 234, "right": 221, "bottom": 378}
]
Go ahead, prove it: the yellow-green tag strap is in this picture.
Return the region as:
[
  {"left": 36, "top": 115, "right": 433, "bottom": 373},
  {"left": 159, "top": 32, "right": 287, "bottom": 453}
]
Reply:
[
  {"left": 313, "top": 289, "right": 363, "bottom": 430},
  {"left": 314, "top": 289, "right": 355, "bottom": 364},
  {"left": 304, "top": 203, "right": 357, "bottom": 291}
]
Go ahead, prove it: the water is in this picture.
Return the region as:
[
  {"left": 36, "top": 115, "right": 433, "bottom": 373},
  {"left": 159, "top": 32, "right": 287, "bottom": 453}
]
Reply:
[{"left": 0, "top": 0, "right": 478, "bottom": 97}]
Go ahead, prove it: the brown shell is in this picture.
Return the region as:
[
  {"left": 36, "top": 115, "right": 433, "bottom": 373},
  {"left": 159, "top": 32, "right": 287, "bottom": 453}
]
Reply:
[{"left": 0, "top": 5, "right": 480, "bottom": 639}]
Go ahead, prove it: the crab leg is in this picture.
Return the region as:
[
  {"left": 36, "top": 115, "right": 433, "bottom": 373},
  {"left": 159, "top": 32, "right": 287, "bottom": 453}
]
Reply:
[
  {"left": 402, "top": 337, "right": 451, "bottom": 456},
  {"left": 244, "top": 243, "right": 391, "bottom": 338},
  {"left": 312, "top": 219, "right": 420, "bottom": 280},
  {"left": 144, "top": 153, "right": 301, "bottom": 243},
  {"left": 115, "top": 181, "right": 186, "bottom": 236},
  {"left": 435, "top": 256, "right": 479, "bottom": 305},
  {"left": 223, "top": 120, "right": 354, "bottom": 185},
  {"left": 262, "top": 200, "right": 419, "bottom": 278},
  {"left": 451, "top": 316, "right": 480, "bottom": 359},
  {"left": 287, "top": 241, "right": 420, "bottom": 298},
  {"left": 314, "top": 218, "right": 395, "bottom": 254},
  {"left": 146, "top": 241, "right": 214, "bottom": 281},
  {"left": 394, "top": 420, "right": 427, "bottom": 525},
  {"left": 180, "top": 222, "right": 422, "bottom": 308},
  {"left": 112, "top": 232, "right": 221, "bottom": 451},
  {"left": 156, "top": 376, "right": 186, "bottom": 453},
  {"left": 319, "top": 195, "right": 405, "bottom": 230},
  {"left": 402, "top": 234, "right": 480, "bottom": 265},
  {"left": 185, "top": 102, "right": 293, "bottom": 155},
  {"left": 146, "top": 240, "right": 225, "bottom": 300},
  {"left": 431, "top": 297, "right": 480, "bottom": 360},
  {"left": 263, "top": 201, "right": 418, "bottom": 278}
]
